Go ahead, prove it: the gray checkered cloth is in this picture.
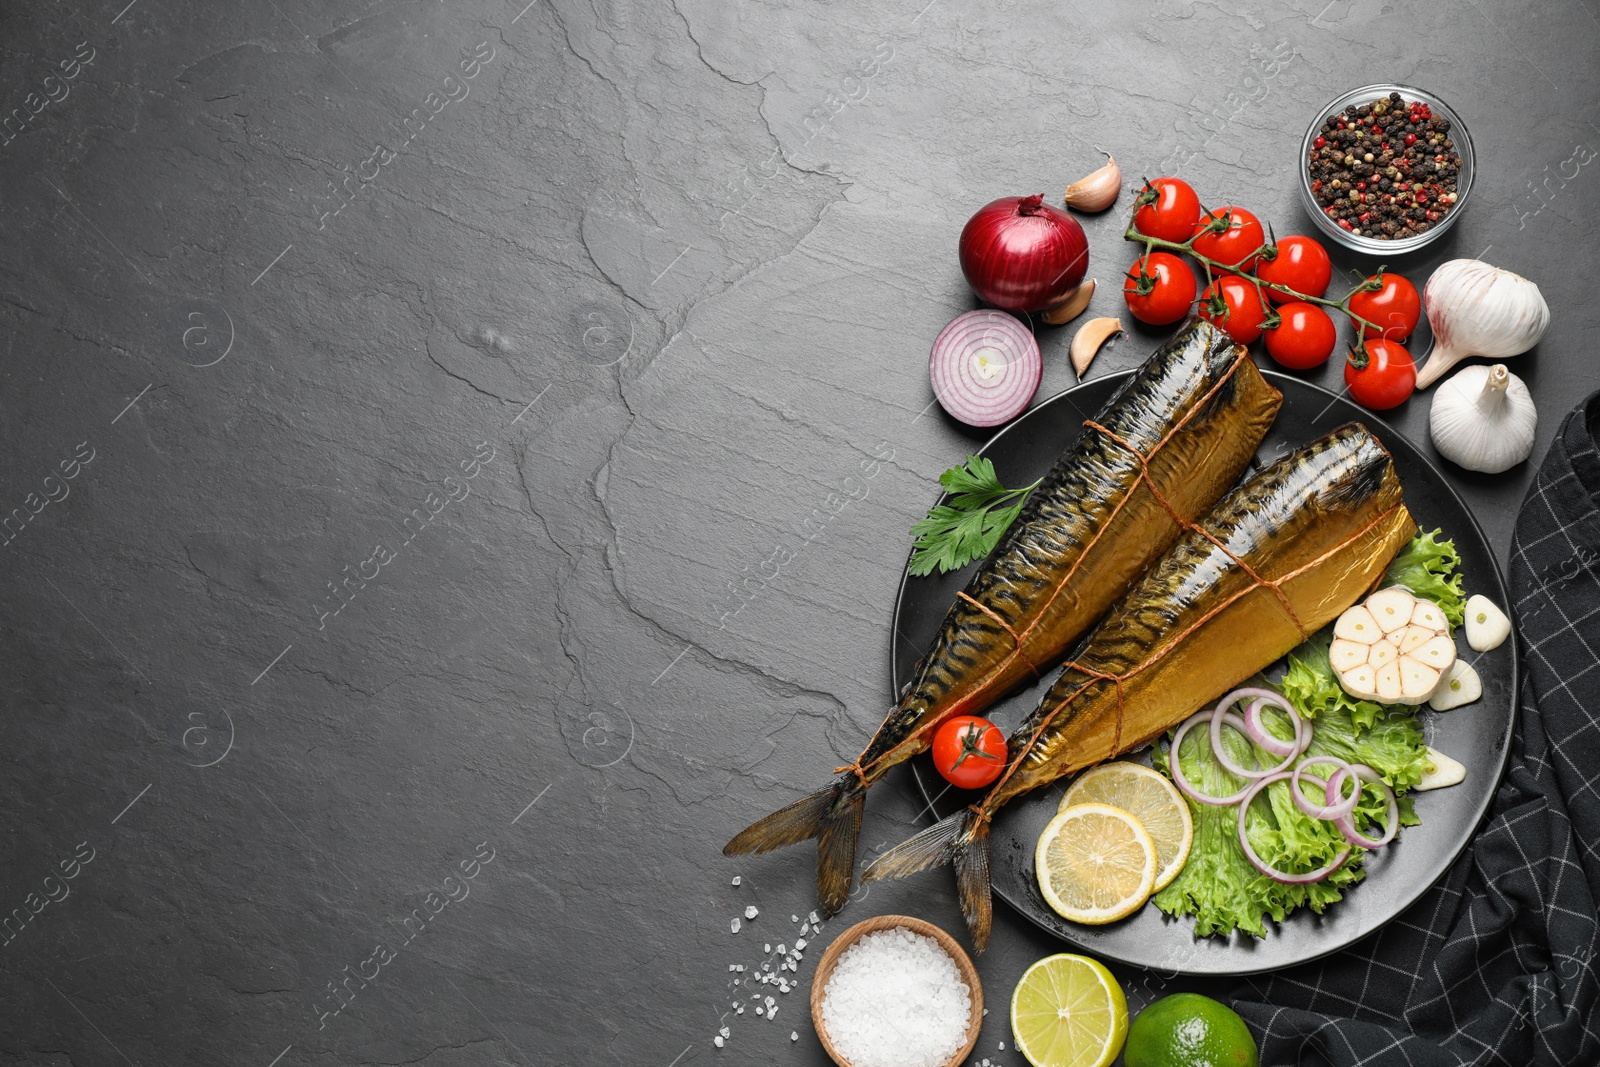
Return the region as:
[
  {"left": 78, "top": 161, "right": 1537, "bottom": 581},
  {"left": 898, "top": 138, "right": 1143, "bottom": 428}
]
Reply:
[{"left": 1233, "top": 393, "right": 1600, "bottom": 1066}]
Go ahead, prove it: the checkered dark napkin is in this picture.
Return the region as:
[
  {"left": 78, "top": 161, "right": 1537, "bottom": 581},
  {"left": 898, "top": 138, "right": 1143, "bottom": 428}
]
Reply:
[{"left": 1233, "top": 393, "right": 1600, "bottom": 1066}]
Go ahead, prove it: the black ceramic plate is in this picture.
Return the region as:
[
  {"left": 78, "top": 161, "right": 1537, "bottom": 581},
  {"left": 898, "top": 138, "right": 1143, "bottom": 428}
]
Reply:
[{"left": 894, "top": 369, "right": 1518, "bottom": 976}]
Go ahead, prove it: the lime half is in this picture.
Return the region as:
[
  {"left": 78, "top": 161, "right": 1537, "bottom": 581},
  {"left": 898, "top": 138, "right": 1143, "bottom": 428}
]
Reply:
[{"left": 1011, "top": 953, "right": 1128, "bottom": 1067}]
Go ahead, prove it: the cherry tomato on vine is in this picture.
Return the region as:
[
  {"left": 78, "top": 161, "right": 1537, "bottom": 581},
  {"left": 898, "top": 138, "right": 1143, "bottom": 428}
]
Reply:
[
  {"left": 1344, "top": 338, "right": 1416, "bottom": 410},
  {"left": 1133, "top": 177, "right": 1203, "bottom": 243},
  {"left": 1192, "top": 206, "right": 1266, "bottom": 269},
  {"left": 1264, "top": 302, "right": 1337, "bottom": 370},
  {"left": 1198, "top": 274, "right": 1267, "bottom": 344},
  {"left": 1123, "top": 252, "right": 1197, "bottom": 325},
  {"left": 1255, "top": 235, "right": 1332, "bottom": 304},
  {"left": 931, "top": 715, "right": 1007, "bottom": 790},
  {"left": 1347, "top": 271, "right": 1421, "bottom": 340}
]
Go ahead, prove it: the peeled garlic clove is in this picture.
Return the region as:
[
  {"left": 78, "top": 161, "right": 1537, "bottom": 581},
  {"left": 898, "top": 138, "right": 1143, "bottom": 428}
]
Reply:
[
  {"left": 1429, "top": 659, "right": 1482, "bottom": 711},
  {"left": 1415, "top": 746, "right": 1466, "bottom": 791},
  {"left": 1465, "top": 594, "right": 1511, "bottom": 651},
  {"left": 1063, "top": 151, "right": 1120, "bottom": 213},
  {"left": 1069, "top": 317, "right": 1123, "bottom": 379},
  {"left": 1366, "top": 588, "right": 1415, "bottom": 633},
  {"left": 1042, "top": 279, "right": 1096, "bottom": 326}
]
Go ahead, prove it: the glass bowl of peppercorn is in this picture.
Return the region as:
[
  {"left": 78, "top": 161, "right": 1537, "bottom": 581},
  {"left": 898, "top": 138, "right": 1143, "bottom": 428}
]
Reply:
[{"left": 1299, "top": 84, "right": 1473, "bottom": 254}]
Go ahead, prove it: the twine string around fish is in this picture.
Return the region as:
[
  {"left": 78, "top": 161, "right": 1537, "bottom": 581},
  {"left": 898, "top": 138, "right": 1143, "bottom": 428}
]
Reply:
[
  {"left": 970, "top": 500, "right": 1408, "bottom": 825},
  {"left": 847, "top": 344, "right": 1256, "bottom": 786}
]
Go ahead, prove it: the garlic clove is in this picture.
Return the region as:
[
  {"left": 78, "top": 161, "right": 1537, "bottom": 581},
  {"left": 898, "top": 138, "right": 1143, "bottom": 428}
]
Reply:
[
  {"left": 1398, "top": 656, "right": 1440, "bottom": 702},
  {"left": 1465, "top": 594, "right": 1511, "bottom": 651},
  {"left": 1411, "top": 600, "right": 1446, "bottom": 630},
  {"left": 1367, "top": 640, "right": 1397, "bottom": 670},
  {"left": 1398, "top": 624, "right": 1433, "bottom": 655},
  {"left": 1343, "top": 663, "right": 1379, "bottom": 701},
  {"left": 1042, "top": 279, "right": 1096, "bottom": 326},
  {"left": 1429, "top": 363, "right": 1538, "bottom": 473},
  {"left": 1063, "top": 151, "right": 1120, "bottom": 213},
  {"left": 1415, "top": 747, "right": 1466, "bottom": 791},
  {"left": 1069, "top": 317, "right": 1123, "bottom": 378},
  {"left": 1418, "top": 259, "right": 1549, "bottom": 388},
  {"left": 1334, "top": 604, "right": 1380, "bottom": 643},
  {"left": 1366, "top": 588, "right": 1415, "bottom": 633},
  {"left": 1375, "top": 659, "right": 1403, "bottom": 703},
  {"left": 1429, "top": 659, "right": 1482, "bottom": 711},
  {"left": 1329, "top": 638, "right": 1369, "bottom": 673}
]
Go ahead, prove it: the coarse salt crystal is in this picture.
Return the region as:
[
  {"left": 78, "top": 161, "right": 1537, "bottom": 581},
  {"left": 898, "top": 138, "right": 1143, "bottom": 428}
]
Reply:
[
  {"left": 735, "top": 1004, "right": 744, "bottom": 1014},
  {"left": 744, "top": 905, "right": 759, "bottom": 919},
  {"left": 770, "top": 1005, "right": 779, "bottom": 1020},
  {"left": 756, "top": 1006, "right": 765, "bottom": 1016},
  {"left": 730, "top": 918, "right": 740, "bottom": 934},
  {"left": 731, "top": 876, "right": 741, "bottom": 885},
  {"left": 819, "top": 926, "right": 971, "bottom": 1067},
  {"left": 999, "top": 1042, "right": 1005, "bottom": 1050},
  {"left": 764, "top": 944, "right": 772, "bottom": 953},
  {"left": 720, "top": 1027, "right": 729, "bottom": 1038},
  {"left": 795, "top": 938, "right": 808, "bottom": 950},
  {"left": 791, "top": 1032, "right": 799, "bottom": 1042},
  {"left": 792, "top": 914, "right": 799, "bottom": 922},
  {"left": 713, "top": 1036, "right": 724, "bottom": 1048},
  {"left": 809, "top": 911, "right": 819, "bottom": 923},
  {"left": 777, "top": 943, "right": 786, "bottom": 955}
]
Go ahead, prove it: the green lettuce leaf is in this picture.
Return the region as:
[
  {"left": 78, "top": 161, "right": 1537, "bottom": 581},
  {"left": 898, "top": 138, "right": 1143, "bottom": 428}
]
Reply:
[{"left": 1383, "top": 527, "right": 1465, "bottom": 628}]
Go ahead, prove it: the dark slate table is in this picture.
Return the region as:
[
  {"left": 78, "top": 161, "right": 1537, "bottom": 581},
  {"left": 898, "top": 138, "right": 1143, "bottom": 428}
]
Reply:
[{"left": 1, "top": 2, "right": 1595, "bottom": 1065}]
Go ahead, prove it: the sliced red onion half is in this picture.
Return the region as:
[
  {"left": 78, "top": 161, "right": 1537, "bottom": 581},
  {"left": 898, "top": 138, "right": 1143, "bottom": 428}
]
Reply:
[
  {"left": 1237, "top": 771, "right": 1353, "bottom": 884},
  {"left": 1291, "top": 756, "right": 1359, "bottom": 822},
  {"left": 1167, "top": 710, "right": 1254, "bottom": 806},
  {"left": 928, "top": 310, "right": 1042, "bottom": 428},
  {"left": 1334, "top": 764, "right": 1399, "bottom": 849}
]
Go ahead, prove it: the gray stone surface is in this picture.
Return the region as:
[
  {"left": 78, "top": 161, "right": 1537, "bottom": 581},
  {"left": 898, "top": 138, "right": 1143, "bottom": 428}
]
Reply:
[{"left": 0, "top": 1, "right": 1595, "bottom": 1064}]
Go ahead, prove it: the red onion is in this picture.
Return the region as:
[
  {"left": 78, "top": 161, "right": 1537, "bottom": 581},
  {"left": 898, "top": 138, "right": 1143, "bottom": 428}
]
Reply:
[
  {"left": 1237, "top": 771, "right": 1353, "bottom": 884},
  {"left": 958, "top": 194, "right": 1089, "bottom": 313},
  {"left": 1333, "top": 765, "right": 1399, "bottom": 849},
  {"left": 1210, "top": 707, "right": 1299, "bottom": 780},
  {"left": 1291, "top": 757, "right": 1359, "bottom": 822},
  {"left": 928, "top": 310, "right": 1041, "bottom": 427},
  {"left": 1236, "top": 692, "right": 1303, "bottom": 758},
  {"left": 1167, "top": 710, "right": 1254, "bottom": 806}
]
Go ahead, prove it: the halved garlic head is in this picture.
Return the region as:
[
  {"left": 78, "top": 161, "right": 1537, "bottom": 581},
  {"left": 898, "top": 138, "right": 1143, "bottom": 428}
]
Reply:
[{"left": 1331, "top": 587, "right": 1457, "bottom": 704}]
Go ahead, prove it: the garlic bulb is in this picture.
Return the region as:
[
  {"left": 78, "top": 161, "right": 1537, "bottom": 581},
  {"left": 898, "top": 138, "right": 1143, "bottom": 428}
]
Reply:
[
  {"left": 1416, "top": 259, "right": 1549, "bottom": 388},
  {"left": 1429, "top": 364, "right": 1537, "bottom": 473}
]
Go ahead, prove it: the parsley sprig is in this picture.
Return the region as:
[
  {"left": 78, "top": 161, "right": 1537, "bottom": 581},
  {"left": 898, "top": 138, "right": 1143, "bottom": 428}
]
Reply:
[{"left": 908, "top": 456, "right": 1039, "bottom": 576}]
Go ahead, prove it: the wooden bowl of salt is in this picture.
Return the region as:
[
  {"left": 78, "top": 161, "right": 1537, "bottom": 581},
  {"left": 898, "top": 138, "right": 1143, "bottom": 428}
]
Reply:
[{"left": 810, "top": 914, "right": 983, "bottom": 1067}]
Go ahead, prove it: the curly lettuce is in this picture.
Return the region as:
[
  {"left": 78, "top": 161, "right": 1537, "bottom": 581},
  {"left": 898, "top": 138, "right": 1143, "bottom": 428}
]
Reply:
[{"left": 1151, "top": 530, "right": 1454, "bottom": 938}]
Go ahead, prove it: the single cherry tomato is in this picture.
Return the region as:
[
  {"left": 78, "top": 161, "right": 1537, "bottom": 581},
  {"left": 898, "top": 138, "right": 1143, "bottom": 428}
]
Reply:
[
  {"left": 1198, "top": 274, "right": 1267, "bottom": 344},
  {"left": 1347, "top": 271, "right": 1421, "bottom": 340},
  {"left": 1344, "top": 338, "right": 1416, "bottom": 410},
  {"left": 1254, "top": 235, "right": 1332, "bottom": 304},
  {"left": 1133, "top": 177, "right": 1203, "bottom": 243},
  {"left": 1264, "top": 302, "right": 1337, "bottom": 370},
  {"left": 931, "top": 715, "right": 1007, "bottom": 790},
  {"left": 1191, "top": 206, "right": 1266, "bottom": 269},
  {"left": 1122, "top": 252, "right": 1197, "bottom": 325}
]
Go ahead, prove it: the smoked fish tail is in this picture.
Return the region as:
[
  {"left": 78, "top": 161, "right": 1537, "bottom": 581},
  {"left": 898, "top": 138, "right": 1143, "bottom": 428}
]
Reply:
[
  {"left": 722, "top": 773, "right": 865, "bottom": 916},
  {"left": 861, "top": 807, "right": 994, "bottom": 952}
]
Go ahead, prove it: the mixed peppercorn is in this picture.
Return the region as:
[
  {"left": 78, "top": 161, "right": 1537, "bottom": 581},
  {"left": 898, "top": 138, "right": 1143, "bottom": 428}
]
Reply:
[{"left": 1308, "top": 91, "right": 1462, "bottom": 239}]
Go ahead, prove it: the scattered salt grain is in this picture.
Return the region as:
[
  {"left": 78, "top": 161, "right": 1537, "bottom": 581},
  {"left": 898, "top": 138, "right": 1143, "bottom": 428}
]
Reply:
[
  {"left": 819, "top": 926, "right": 971, "bottom": 1067},
  {"left": 795, "top": 938, "right": 808, "bottom": 950},
  {"left": 730, "top": 918, "right": 741, "bottom": 934},
  {"left": 791, "top": 1031, "right": 799, "bottom": 1042},
  {"left": 769, "top": 1005, "right": 779, "bottom": 1020},
  {"left": 732, "top": 876, "right": 741, "bottom": 885},
  {"left": 764, "top": 943, "right": 772, "bottom": 953},
  {"left": 745, "top": 906, "right": 759, "bottom": 920},
  {"left": 998, "top": 1042, "right": 1005, "bottom": 1050},
  {"left": 714, "top": 1036, "right": 724, "bottom": 1048},
  {"left": 777, "top": 943, "right": 786, "bottom": 955},
  {"left": 735, "top": 1004, "right": 744, "bottom": 1014},
  {"left": 792, "top": 914, "right": 799, "bottom": 922},
  {"left": 809, "top": 911, "right": 819, "bottom": 923},
  {"left": 756, "top": 1006, "right": 765, "bottom": 1016}
]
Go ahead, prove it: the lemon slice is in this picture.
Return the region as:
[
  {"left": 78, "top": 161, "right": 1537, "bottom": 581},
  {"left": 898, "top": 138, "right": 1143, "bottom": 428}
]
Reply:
[
  {"left": 1036, "top": 803, "right": 1157, "bottom": 925},
  {"left": 1060, "top": 762, "right": 1193, "bottom": 891},
  {"left": 1010, "top": 952, "right": 1128, "bottom": 1067}
]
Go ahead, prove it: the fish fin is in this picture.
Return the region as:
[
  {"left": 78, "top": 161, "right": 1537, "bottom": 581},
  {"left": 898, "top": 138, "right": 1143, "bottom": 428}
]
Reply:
[
  {"left": 862, "top": 809, "right": 994, "bottom": 951},
  {"left": 723, "top": 775, "right": 866, "bottom": 917}
]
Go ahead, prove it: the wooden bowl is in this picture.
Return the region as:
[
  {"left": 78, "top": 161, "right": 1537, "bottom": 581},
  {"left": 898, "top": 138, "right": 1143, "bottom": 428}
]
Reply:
[{"left": 809, "top": 914, "right": 984, "bottom": 1067}]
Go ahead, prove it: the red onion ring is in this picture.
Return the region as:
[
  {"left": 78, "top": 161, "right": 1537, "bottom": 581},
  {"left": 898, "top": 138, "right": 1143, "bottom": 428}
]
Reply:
[
  {"left": 1237, "top": 771, "right": 1353, "bottom": 884},
  {"left": 1166, "top": 710, "right": 1254, "bottom": 806},
  {"left": 1334, "top": 764, "right": 1399, "bottom": 849},
  {"left": 1211, "top": 703, "right": 1300, "bottom": 781},
  {"left": 1291, "top": 756, "right": 1359, "bottom": 822},
  {"left": 928, "top": 310, "right": 1042, "bottom": 428},
  {"left": 1243, "top": 697, "right": 1301, "bottom": 758}
]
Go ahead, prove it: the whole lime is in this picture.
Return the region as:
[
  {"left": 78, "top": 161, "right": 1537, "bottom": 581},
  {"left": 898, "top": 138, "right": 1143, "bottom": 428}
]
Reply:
[{"left": 1124, "top": 993, "right": 1258, "bottom": 1067}]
